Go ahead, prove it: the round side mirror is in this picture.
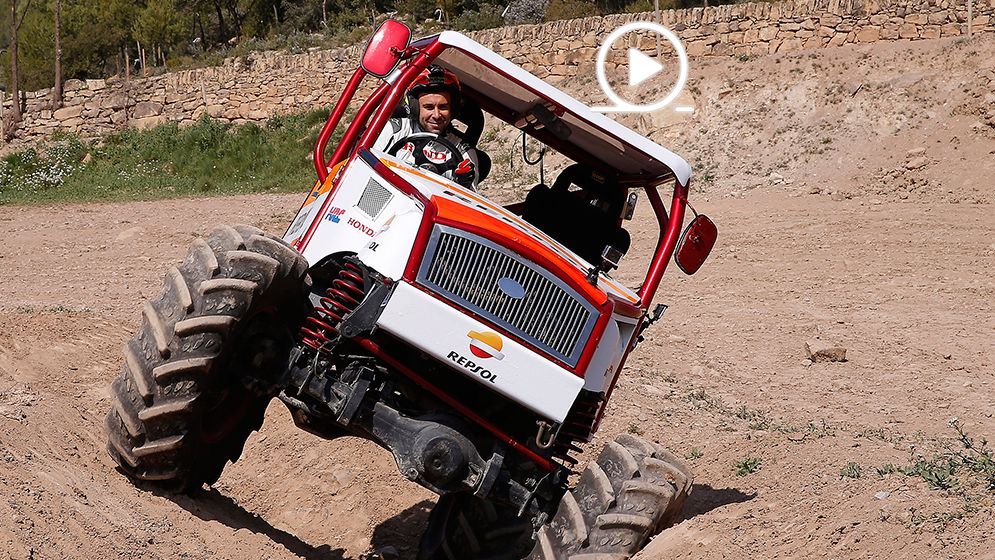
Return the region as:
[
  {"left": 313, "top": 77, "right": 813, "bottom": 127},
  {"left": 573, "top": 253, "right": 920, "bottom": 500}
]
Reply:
[{"left": 675, "top": 214, "right": 717, "bottom": 275}]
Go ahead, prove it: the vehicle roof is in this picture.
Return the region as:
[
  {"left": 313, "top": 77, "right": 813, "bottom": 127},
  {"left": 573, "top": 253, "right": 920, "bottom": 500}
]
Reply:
[{"left": 411, "top": 31, "right": 692, "bottom": 187}]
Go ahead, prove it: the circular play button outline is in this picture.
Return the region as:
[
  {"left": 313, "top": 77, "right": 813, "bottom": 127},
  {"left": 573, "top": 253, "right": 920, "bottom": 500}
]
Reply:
[{"left": 593, "top": 21, "right": 689, "bottom": 113}]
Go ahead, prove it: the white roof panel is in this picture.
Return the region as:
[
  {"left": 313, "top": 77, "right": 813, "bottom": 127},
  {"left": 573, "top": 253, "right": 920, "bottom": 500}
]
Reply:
[{"left": 421, "top": 31, "right": 691, "bottom": 186}]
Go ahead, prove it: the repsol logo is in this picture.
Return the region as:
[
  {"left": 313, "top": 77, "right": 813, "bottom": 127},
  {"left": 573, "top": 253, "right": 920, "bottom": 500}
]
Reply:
[
  {"left": 348, "top": 217, "right": 374, "bottom": 236},
  {"left": 447, "top": 351, "right": 498, "bottom": 384}
]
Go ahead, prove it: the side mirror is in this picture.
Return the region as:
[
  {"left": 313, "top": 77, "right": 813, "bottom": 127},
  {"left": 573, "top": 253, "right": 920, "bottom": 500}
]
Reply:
[
  {"left": 675, "top": 214, "right": 716, "bottom": 275},
  {"left": 361, "top": 20, "right": 411, "bottom": 78}
]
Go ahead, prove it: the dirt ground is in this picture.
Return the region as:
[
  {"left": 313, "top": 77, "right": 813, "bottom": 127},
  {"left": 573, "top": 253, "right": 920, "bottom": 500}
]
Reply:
[{"left": 2, "top": 35, "right": 994, "bottom": 560}]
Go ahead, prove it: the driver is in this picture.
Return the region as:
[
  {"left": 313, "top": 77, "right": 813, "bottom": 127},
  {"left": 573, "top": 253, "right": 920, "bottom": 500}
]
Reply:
[{"left": 373, "top": 65, "right": 480, "bottom": 189}]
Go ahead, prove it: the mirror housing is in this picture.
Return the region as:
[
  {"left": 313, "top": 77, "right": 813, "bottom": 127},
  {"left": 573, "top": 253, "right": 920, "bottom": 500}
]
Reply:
[
  {"left": 675, "top": 214, "right": 716, "bottom": 275},
  {"left": 600, "top": 245, "right": 624, "bottom": 271},
  {"left": 361, "top": 20, "right": 411, "bottom": 78},
  {"left": 623, "top": 192, "right": 638, "bottom": 220}
]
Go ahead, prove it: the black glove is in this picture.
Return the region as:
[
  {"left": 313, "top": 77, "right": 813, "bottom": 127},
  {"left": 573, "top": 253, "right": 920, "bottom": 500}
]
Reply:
[{"left": 453, "top": 158, "right": 475, "bottom": 189}]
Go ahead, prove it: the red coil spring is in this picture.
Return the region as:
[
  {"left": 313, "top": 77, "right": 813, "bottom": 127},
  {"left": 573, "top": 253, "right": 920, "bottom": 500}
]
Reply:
[{"left": 300, "top": 262, "right": 366, "bottom": 353}]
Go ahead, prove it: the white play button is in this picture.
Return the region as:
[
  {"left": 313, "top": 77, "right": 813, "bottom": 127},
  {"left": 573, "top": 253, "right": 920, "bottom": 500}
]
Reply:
[{"left": 627, "top": 48, "right": 663, "bottom": 87}]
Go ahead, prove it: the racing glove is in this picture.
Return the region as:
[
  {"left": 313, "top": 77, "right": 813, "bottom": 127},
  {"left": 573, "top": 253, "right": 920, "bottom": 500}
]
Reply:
[{"left": 453, "top": 158, "right": 476, "bottom": 189}]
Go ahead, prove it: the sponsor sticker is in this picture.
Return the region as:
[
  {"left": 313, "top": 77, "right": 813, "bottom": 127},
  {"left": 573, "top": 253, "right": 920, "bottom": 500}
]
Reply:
[
  {"left": 348, "top": 217, "right": 375, "bottom": 236},
  {"left": 446, "top": 330, "right": 504, "bottom": 384},
  {"left": 325, "top": 206, "right": 346, "bottom": 223},
  {"left": 423, "top": 142, "right": 451, "bottom": 164}
]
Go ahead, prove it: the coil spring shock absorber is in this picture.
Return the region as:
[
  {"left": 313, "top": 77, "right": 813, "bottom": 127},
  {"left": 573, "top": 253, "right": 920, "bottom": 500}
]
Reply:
[{"left": 300, "top": 260, "right": 366, "bottom": 353}]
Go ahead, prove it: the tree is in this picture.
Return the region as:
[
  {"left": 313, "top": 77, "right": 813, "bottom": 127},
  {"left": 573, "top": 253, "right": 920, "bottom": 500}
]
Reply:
[
  {"left": 6, "top": 0, "right": 33, "bottom": 133},
  {"left": 133, "top": 1, "right": 187, "bottom": 66},
  {"left": 52, "top": 0, "right": 60, "bottom": 107}
]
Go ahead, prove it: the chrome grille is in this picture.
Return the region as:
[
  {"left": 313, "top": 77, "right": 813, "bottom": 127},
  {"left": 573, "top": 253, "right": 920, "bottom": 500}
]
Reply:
[
  {"left": 356, "top": 178, "right": 393, "bottom": 219},
  {"left": 418, "top": 226, "right": 597, "bottom": 366}
]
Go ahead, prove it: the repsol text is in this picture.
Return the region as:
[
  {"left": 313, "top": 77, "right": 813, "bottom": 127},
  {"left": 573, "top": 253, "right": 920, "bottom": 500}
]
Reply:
[{"left": 446, "top": 351, "right": 498, "bottom": 384}]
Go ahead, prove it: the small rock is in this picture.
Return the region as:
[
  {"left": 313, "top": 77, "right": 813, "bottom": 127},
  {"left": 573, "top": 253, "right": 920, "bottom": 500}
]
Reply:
[
  {"left": 668, "top": 335, "right": 687, "bottom": 343},
  {"left": 642, "top": 384, "right": 666, "bottom": 397},
  {"left": 874, "top": 490, "right": 891, "bottom": 500},
  {"left": 115, "top": 226, "right": 145, "bottom": 242},
  {"left": 905, "top": 157, "right": 928, "bottom": 170},
  {"left": 768, "top": 171, "right": 785, "bottom": 184},
  {"left": 905, "top": 147, "right": 926, "bottom": 158},
  {"left": 805, "top": 339, "right": 847, "bottom": 363},
  {"left": 943, "top": 353, "right": 952, "bottom": 360}
]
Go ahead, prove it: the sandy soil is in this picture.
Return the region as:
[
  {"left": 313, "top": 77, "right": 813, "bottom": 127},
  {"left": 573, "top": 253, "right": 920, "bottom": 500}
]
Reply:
[{"left": 2, "top": 36, "right": 994, "bottom": 560}]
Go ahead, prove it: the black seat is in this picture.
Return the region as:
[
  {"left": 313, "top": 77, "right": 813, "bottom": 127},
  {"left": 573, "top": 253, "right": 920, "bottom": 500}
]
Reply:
[
  {"left": 521, "top": 164, "right": 630, "bottom": 265},
  {"left": 452, "top": 97, "right": 490, "bottom": 182}
]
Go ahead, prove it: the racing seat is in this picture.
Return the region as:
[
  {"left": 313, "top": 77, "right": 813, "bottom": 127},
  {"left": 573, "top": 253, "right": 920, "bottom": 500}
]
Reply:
[
  {"left": 521, "top": 164, "right": 631, "bottom": 265},
  {"left": 453, "top": 98, "right": 491, "bottom": 182}
]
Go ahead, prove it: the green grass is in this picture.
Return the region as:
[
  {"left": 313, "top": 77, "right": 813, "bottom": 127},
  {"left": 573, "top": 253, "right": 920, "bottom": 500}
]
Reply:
[
  {"left": 840, "top": 462, "right": 862, "bottom": 479},
  {"left": 0, "top": 108, "right": 338, "bottom": 206},
  {"left": 734, "top": 457, "right": 762, "bottom": 476}
]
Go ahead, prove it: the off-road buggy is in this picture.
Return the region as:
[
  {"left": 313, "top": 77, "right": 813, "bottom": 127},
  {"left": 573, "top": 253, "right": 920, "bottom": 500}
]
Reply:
[{"left": 105, "top": 21, "right": 716, "bottom": 559}]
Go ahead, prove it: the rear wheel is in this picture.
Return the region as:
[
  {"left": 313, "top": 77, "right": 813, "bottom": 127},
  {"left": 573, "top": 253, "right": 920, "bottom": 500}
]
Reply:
[
  {"left": 527, "top": 434, "right": 692, "bottom": 559},
  {"left": 416, "top": 434, "right": 692, "bottom": 560},
  {"left": 105, "top": 224, "right": 309, "bottom": 491}
]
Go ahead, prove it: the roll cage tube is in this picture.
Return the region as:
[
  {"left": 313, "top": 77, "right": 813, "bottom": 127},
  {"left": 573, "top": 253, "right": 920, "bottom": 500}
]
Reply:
[
  {"left": 314, "top": 67, "right": 366, "bottom": 183},
  {"left": 639, "top": 179, "right": 690, "bottom": 308},
  {"left": 356, "top": 42, "right": 447, "bottom": 152}
]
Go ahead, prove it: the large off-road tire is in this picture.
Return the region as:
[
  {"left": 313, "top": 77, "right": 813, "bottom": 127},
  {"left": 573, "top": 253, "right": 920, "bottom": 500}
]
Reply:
[
  {"left": 527, "top": 434, "right": 693, "bottom": 560},
  {"left": 417, "top": 434, "right": 693, "bottom": 560},
  {"left": 105, "top": 224, "right": 310, "bottom": 491},
  {"left": 418, "top": 493, "right": 536, "bottom": 560}
]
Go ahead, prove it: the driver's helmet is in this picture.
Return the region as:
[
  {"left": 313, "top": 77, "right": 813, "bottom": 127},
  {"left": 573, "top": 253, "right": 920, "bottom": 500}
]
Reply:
[{"left": 407, "top": 65, "right": 462, "bottom": 113}]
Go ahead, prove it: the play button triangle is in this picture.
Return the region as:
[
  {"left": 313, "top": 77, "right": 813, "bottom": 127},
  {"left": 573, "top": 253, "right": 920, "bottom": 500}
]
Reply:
[{"left": 628, "top": 48, "right": 663, "bottom": 87}]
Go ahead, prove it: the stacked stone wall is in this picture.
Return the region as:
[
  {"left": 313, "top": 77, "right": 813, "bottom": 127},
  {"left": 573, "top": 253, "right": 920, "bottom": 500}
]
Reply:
[{"left": 3, "top": 0, "right": 992, "bottom": 146}]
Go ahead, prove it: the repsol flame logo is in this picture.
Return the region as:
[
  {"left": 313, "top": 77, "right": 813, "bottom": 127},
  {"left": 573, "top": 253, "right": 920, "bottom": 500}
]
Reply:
[
  {"left": 446, "top": 331, "right": 503, "bottom": 384},
  {"left": 467, "top": 330, "right": 504, "bottom": 360}
]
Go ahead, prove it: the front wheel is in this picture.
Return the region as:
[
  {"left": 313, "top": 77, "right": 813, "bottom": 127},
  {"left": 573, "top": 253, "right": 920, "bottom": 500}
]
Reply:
[{"left": 105, "top": 224, "right": 310, "bottom": 491}]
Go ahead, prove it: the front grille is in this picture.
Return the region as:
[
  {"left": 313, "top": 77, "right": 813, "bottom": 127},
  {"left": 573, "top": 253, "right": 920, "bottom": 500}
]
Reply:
[{"left": 418, "top": 225, "right": 597, "bottom": 366}]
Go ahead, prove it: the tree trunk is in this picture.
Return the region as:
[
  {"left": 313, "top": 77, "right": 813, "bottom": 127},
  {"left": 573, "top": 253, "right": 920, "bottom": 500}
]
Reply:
[
  {"left": 213, "top": 0, "right": 227, "bottom": 43},
  {"left": 9, "top": 0, "right": 22, "bottom": 125},
  {"left": 322, "top": 0, "right": 328, "bottom": 28},
  {"left": 53, "top": 0, "right": 63, "bottom": 108},
  {"left": 197, "top": 13, "right": 206, "bottom": 50},
  {"left": 124, "top": 44, "right": 130, "bottom": 80}
]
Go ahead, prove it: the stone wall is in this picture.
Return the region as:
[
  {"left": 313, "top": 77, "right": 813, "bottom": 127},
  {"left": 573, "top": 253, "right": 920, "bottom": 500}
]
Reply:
[
  {"left": 3, "top": 0, "right": 992, "bottom": 147},
  {"left": 474, "top": 0, "right": 993, "bottom": 77}
]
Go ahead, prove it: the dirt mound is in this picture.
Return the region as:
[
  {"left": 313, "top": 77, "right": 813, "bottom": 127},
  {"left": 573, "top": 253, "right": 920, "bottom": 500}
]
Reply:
[{"left": 2, "top": 36, "right": 994, "bottom": 560}]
